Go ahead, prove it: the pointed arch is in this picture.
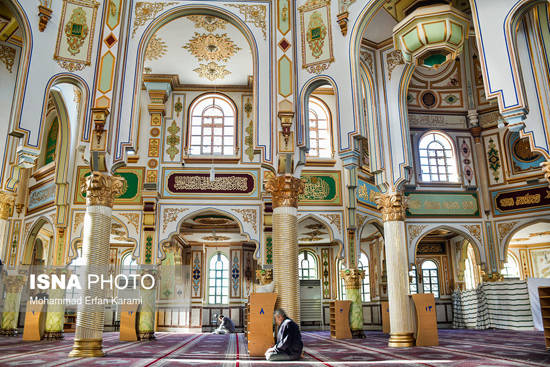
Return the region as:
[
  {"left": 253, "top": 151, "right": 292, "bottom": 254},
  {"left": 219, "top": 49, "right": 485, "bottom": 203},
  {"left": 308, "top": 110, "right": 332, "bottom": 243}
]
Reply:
[
  {"left": 297, "top": 213, "right": 344, "bottom": 259},
  {"left": 21, "top": 216, "right": 54, "bottom": 267}
]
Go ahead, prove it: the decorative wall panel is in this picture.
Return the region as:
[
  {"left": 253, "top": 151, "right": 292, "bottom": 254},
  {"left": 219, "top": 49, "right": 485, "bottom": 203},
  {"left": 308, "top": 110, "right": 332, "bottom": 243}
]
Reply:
[
  {"left": 191, "top": 251, "right": 203, "bottom": 299},
  {"left": 230, "top": 249, "right": 241, "bottom": 298},
  {"left": 483, "top": 134, "right": 505, "bottom": 186},
  {"left": 298, "top": 0, "right": 334, "bottom": 74},
  {"left": 299, "top": 171, "right": 341, "bottom": 205},
  {"left": 27, "top": 179, "right": 55, "bottom": 214},
  {"left": 492, "top": 185, "right": 550, "bottom": 216},
  {"left": 405, "top": 192, "right": 480, "bottom": 217},
  {"left": 357, "top": 179, "right": 379, "bottom": 208},
  {"left": 74, "top": 167, "right": 144, "bottom": 204}
]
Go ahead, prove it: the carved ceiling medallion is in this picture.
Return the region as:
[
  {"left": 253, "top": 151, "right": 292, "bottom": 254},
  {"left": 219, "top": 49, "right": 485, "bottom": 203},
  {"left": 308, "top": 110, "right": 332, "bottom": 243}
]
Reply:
[
  {"left": 187, "top": 15, "right": 228, "bottom": 33},
  {"left": 183, "top": 33, "right": 241, "bottom": 62},
  {"left": 145, "top": 35, "right": 167, "bottom": 61},
  {"left": 194, "top": 61, "right": 231, "bottom": 81}
]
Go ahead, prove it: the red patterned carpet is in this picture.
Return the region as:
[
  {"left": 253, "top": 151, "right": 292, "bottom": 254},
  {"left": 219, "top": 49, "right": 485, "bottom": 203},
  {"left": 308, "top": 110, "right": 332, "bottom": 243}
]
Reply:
[{"left": 0, "top": 329, "right": 548, "bottom": 366}]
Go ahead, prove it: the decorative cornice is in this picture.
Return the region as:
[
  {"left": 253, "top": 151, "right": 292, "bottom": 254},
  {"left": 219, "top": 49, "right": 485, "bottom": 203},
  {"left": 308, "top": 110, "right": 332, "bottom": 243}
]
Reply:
[
  {"left": 339, "top": 269, "right": 365, "bottom": 289},
  {"left": 80, "top": 172, "right": 125, "bottom": 208},
  {"left": 1, "top": 274, "right": 27, "bottom": 293},
  {"left": 256, "top": 269, "right": 273, "bottom": 285},
  {"left": 265, "top": 174, "right": 305, "bottom": 209},
  {"left": 374, "top": 193, "right": 409, "bottom": 222},
  {"left": 0, "top": 192, "right": 16, "bottom": 220}
]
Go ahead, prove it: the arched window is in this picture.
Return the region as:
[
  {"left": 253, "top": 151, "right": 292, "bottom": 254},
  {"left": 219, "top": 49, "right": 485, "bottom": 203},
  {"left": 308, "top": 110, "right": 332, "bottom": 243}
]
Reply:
[
  {"left": 358, "top": 253, "right": 370, "bottom": 302},
  {"left": 339, "top": 254, "right": 370, "bottom": 302},
  {"left": 409, "top": 265, "right": 418, "bottom": 294},
  {"left": 66, "top": 248, "right": 85, "bottom": 301},
  {"left": 208, "top": 252, "right": 229, "bottom": 304},
  {"left": 418, "top": 132, "right": 458, "bottom": 182},
  {"left": 298, "top": 250, "right": 318, "bottom": 279},
  {"left": 502, "top": 253, "right": 520, "bottom": 279},
  {"left": 121, "top": 253, "right": 137, "bottom": 277},
  {"left": 45, "top": 117, "right": 58, "bottom": 166},
  {"left": 307, "top": 97, "right": 332, "bottom": 159},
  {"left": 464, "top": 257, "right": 476, "bottom": 290},
  {"left": 188, "top": 94, "right": 237, "bottom": 156},
  {"left": 421, "top": 260, "right": 440, "bottom": 298}
]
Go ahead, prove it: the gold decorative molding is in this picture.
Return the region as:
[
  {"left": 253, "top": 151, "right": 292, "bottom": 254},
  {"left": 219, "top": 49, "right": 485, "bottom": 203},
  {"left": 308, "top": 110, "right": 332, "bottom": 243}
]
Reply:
[
  {"left": 226, "top": 4, "right": 267, "bottom": 41},
  {"left": 232, "top": 209, "right": 257, "bottom": 233},
  {"left": 0, "top": 192, "right": 15, "bottom": 220},
  {"left": 187, "top": 15, "right": 228, "bottom": 32},
  {"left": 374, "top": 193, "right": 409, "bottom": 222},
  {"left": 145, "top": 35, "right": 167, "bottom": 61},
  {"left": 1, "top": 274, "right": 28, "bottom": 293},
  {"left": 265, "top": 174, "right": 305, "bottom": 209},
  {"left": 38, "top": 5, "right": 53, "bottom": 32},
  {"left": 193, "top": 61, "right": 231, "bottom": 81},
  {"left": 120, "top": 213, "right": 140, "bottom": 232},
  {"left": 462, "top": 224, "right": 482, "bottom": 243},
  {"left": 482, "top": 272, "right": 503, "bottom": 283},
  {"left": 132, "top": 2, "right": 177, "bottom": 37},
  {"left": 256, "top": 269, "right": 273, "bottom": 285},
  {"left": 336, "top": 11, "right": 349, "bottom": 36},
  {"left": 387, "top": 50, "right": 405, "bottom": 81},
  {"left": 497, "top": 221, "right": 519, "bottom": 243},
  {"left": 162, "top": 208, "right": 189, "bottom": 232},
  {"left": 183, "top": 33, "right": 241, "bottom": 62},
  {"left": 320, "top": 213, "right": 341, "bottom": 234},
  {"left": 408, "top": 225, "right": 428, "bottom": 244},
  {"left": 73, "top": 212, "right": 85, "bottom": 233},
  {"left": 56, "top": 61, "right": 86, "bottom": 72},
  {"left": 80, "top": 172, "right": 125, "bottom": 208},
  {"left": 542, "top": 161, "right": 550, "bottom": 187},
  {"left": 0, "top": 44, "right": 16, "bottom": 73},
  {"left": 340, "top": 268, "right": 365, "bottom": 289},
  {"left": 356, "top": 213, "right": 367, "bottom": 231}
]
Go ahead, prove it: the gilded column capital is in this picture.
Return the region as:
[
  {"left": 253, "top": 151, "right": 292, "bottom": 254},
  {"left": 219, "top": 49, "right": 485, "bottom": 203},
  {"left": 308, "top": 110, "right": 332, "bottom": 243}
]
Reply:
[
  {"left": 139, "top": 268, "right": 159, "bottom": 289},
  {"left": 0, "top": 192, "right": 16, "bottom": 220},
  {"left": 1, "top": 274, "right": 28, "bottom": 293},
  {"left": 339, "top": 269, "right": 365, "bottom": 289},
  {"left": 81, "top": 171, "right": 125, "bottom": 208},
  {"left": 265, "top": 174, "right": 305, "bottom": 209},
  {"left": 374, "top": 192, "right": 409, "bottom": 222},
  {"left": 542, "top": 161, "right": 550, "bottom": 187},
  {"left": 482, "top": 272, "right": 503, "bottom": 283},
  {"left": 256, "top": 269, "right": 273, "bottom": 285}
]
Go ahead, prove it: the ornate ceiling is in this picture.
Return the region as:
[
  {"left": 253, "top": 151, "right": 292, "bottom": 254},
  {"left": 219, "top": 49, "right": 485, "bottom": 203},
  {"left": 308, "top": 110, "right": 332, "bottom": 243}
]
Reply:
[
  {"left": 143, "top": 15, "right": 252, "bottom": 86},
  {"left": 510, "top": 223, "right": 550, "bottom": 245}
]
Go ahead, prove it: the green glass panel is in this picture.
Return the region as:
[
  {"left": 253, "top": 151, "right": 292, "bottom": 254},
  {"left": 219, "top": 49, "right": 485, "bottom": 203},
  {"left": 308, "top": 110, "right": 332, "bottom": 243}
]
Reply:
[
  {"left": 403, "top": 29, "right": 422, "bottom": 52},
  {"left": 424, "top": 22, "right": 446, "bottom": 43},
  {"left": 449, "top": 23, "right": 463, "bottom": 45},
  {"left": 45, "top": 118, "right": 58, "bottom": 165},
  {"left": 423, "top": 53, "right": 447, "bottom": 67}
]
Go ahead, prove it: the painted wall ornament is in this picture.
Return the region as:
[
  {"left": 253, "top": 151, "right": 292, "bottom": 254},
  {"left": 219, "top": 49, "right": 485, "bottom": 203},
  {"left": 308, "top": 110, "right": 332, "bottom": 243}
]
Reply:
[
  {"left": 64, "top": 7, "right": 89, "bottom": 55},
  {"left": 0, "top": 44, "right": 16, "bottom": 73},
  {"left": 132, "top": 2, "right": 177, "bottom": 37},
  {"left": 226, "top": 4, "right": 267, "bottom": 41},
  {"left": 299, "top": 0, "right": 334, "bottom": 74}
]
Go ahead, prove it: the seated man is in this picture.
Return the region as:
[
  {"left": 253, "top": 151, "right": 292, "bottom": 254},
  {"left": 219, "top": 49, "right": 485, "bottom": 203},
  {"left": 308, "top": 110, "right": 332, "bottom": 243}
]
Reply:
[
  {"left": 265, "top": 309, "right": 303, "bottom": 361},
  {"left": 213, "top": 314, "right": 235, "bottom": 334}
]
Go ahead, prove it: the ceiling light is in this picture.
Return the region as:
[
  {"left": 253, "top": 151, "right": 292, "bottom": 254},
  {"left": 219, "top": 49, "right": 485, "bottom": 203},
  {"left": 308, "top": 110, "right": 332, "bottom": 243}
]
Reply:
[{"left": 207, "top": 44, "right": 218, "bottom": 53}]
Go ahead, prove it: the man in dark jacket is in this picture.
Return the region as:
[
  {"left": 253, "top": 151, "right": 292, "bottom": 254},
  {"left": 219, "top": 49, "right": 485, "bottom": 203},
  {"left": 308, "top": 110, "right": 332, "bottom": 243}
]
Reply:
[
  {"left": 265, "top": 309, "right": 303, "bottom": 361},
  {"left": 213, "top": 314, "right": 235, "bottom": 334}
]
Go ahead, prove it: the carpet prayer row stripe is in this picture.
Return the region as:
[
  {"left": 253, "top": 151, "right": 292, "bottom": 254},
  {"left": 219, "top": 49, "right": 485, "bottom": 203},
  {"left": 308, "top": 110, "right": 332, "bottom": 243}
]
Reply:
[{"left": 144, "top": 333, "right": 204, "bottom": 367}]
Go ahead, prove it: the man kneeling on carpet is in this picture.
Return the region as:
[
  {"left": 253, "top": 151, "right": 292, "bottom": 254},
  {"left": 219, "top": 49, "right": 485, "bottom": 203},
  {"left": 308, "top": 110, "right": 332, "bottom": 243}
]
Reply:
[
  {"left": 213, "top": 315, "right": 235, "bottom": 334},
  {"left": 265, "top": 309, "right": 303, "bottom": 361}
]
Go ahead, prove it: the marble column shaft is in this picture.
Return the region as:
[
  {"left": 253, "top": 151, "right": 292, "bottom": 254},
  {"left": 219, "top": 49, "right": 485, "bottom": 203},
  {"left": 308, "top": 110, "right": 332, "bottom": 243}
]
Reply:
[
  {"left": 138, "top": 269, "right": 159, "bottom": 340},
  {"left": 45, "top": 268, "right": 72, "bottom": 340},
  {"left": 0, "top": 275, "right": 27, "bottom": 336},
  {"left": 69, "top": 172, "right": 124, "bottom": 358},
  {"left": 375, "top": 193, "right": 415, "bottom": 347},
  {"left": 340, "top": 269, "right": 365, "bottom": 333},
  {"left": 266, "top": 174, "right": 304, "bottom": 325}
]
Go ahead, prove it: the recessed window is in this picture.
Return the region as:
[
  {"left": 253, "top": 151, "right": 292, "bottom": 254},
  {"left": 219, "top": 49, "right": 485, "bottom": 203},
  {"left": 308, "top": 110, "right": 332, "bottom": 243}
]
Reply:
[
  {"left": 502, "top": 253, "right": 520, "bottom": 279},
  {"left": 409, "top": 265, "right": 418, "bottom": 294},
  {"left": 188, "top": 94, "right": 236, "bottom": 156},
  {"left": 66, "top": 248, "right": 85, "bottom": 301},
  {"left": 208, "top": 252, "right": 229, "bottom": 304},
  {"left": 422, "top": 260, "right": 440, "bottom": 298},
  {"left": 307, "top": 97, "right": 332, "bottom": 159},
  {"left": 298, "top": 250, "right": 318, "bottom": 280},
  {"left": 418, "top": 132, "right": 458, "bottom": 182}
]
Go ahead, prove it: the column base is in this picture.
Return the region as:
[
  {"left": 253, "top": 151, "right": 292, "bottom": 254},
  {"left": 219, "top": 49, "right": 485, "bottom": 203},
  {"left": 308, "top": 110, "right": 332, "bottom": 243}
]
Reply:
[
  {"left": 68, "top": 339, "right": 106, "bottom": 357},
  {"left": 0, "top": 329, "right": 17, "bottom": 337},
  {"left": 388, "top": 332, "right": 415, "bottom": 347},
  {"left": 44, "top": 331, "right": 65, "bottom": 340},
  {"left": 138, "top": 331, "right": 156, "bottom": 341},
  {"left": 351, "top": 330, "right": 365, "bottom": 338}
]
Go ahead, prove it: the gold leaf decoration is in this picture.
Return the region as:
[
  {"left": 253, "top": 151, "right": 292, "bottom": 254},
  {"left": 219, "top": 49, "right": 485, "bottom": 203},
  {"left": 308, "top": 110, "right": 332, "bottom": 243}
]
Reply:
[
  {"left": 193, "top": 61, "right": 231, "bottom": 81},
  {"left": 182, "top": 33, "right": 241, "bottom": 62},
  {"left": 187, "top": 15, "right": 227, "bottom": 32},
  {"left": 0, "top": 45, "right": 16, "bottom": 73},
  {"left": 225, "top": 4, "right": 267, "bottom": 40},
  {"left": 145, "top": 35, "right": 167, "bottom": 61},
  {"left": 387, "top": 50, "right": 405, "bottom": 81},
  {"left": 132, "top": 2, "right": 177, "bottom": 38}
]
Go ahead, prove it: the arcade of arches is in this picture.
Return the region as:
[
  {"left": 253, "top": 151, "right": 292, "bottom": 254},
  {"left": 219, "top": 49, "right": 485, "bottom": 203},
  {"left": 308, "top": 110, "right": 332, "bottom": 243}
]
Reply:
[{"left": 0, "top": 0, "right": 550, "bottom": 360}]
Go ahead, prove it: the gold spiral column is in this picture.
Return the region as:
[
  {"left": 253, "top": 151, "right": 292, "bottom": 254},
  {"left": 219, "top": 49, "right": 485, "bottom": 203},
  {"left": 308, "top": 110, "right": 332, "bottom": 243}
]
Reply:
[
  {"left": 0, "top": 192, "right": 15, "bottom": 264},
  {"left": 265, "top": 174, "right": 304, "bottom": 325},
  {"left": 69, "top": 172, "right": 124, "bottom": 357},
  {"left": 0, "top": 275, "right": 27, "bottom": 336},
  {"left": 374, "top": 193, "right": 415, "bottom": 348}
]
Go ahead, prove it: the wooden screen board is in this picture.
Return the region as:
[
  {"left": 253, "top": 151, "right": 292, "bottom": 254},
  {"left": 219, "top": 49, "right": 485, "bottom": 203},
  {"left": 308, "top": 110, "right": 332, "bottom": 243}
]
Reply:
[
  {"left": 381, "top": 301, "right": 390, "bottom": 334},
  {"left": 330, "top": 300, "right": 352, "bottom": 339},
  {"left": 412, "top": 293, "right": 439, "bottom": 346},
  {"left": 22, "top": 301, "right": 46, "bottom": 341},
  {"left": 120, "top": 302, "right": 140, "bottom": 341}
]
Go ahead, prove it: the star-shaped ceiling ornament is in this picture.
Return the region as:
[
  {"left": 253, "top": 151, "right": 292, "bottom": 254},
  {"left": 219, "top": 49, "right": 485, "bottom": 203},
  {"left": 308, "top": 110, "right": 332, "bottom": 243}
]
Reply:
[{"left": 193, "top": 62, "right": 231, "bottom": 81}]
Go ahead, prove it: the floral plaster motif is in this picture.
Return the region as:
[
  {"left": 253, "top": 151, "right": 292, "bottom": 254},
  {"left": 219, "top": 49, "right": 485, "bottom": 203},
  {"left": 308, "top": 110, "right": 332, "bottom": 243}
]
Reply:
[
  {"left": 145, "top": 35, "right": 167, "bottom": 61},
  {"left": 183, "top": 33, "right": 241, "bottom": 62}
]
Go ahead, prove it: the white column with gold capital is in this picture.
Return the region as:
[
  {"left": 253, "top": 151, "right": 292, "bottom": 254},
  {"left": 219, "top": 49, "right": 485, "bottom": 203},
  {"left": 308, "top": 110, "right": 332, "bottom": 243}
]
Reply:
[
  {"left": 0, "top": 192, "right": 15, "bottom": 264},
  {"left": 69, "top": 172, "right": 124, "bottom": 358},
  {"left": 265, "top": 174, "right": 304, "bottom": 325},
  {"left": 374, "top": 193, "right": 415, "bottom": 347}
]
